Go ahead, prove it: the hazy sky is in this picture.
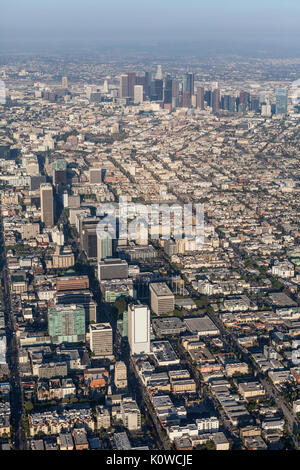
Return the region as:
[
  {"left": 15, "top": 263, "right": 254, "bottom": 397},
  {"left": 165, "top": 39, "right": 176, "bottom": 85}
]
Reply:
[{"left": 1, "top": 0, "right": 300, "bottom": 53}]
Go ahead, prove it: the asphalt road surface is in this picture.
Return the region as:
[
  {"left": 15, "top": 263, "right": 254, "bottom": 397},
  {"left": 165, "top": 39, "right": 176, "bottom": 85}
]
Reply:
[{"left": 0, "top": 221, "right": 27, "bottom": 450}]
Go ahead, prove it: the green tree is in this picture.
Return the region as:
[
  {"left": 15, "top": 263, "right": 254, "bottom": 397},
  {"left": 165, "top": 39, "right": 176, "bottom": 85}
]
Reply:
[
  {"left": 113, "top": 297, "right": 127, "bottom": 315},
  {"left": 24, "top": 401, "right": 34, "bottom": 412},
  {"left": 195, "top": 440, "right": 216, "bottom": 450}
]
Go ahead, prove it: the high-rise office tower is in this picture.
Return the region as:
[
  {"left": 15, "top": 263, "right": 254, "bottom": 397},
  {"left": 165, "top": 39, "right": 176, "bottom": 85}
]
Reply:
[
  {"left": 172, "top": 80, "right": 179, "bottom": 107},
  {"left": 276, "top": 89, "right": 288, "bottom": 115},
  {"left": 222, "top": 95, "right": 236, "bottom": 112},
  {"left": 183, "top": 73, "right": 194, "bottom": 98},
  {"left": 136, "top": 75, "right": 145, "bottom": 87},
  {"left": 29, "top": 175, "right": 46, "bottom": 191},
  {"left": 196, "top": 87, "right": 205, "bottom": 109},
  {"left": 97, "top": 236, "right": 113, "bottom": 263},
  {"left": 98, "top": 258, "right": 128, "bottom": 281},
  {"left": 134, "top": 85, "right": 144, "bottom": 104},
  {"left": 240, "top": 91, "right": 250, "bottom": 110},
  {"left": 52, "top": 158, "right": 67, "bottom": 189},
  {"left": 119, "top": 74, "right": 129, "bottom": 98},
  {"left": 229, "top": 96, "right": 236, "bottom": 112},
  {"left": 155, "top": 65, "right": 163, "bottom": 80},
  {"left": 127, "top": 72, "right": 137, "bottom": 99},
  {"left": 62, "top": 76, "right": 68, "bottom": 89},
  {"left": 144, "top": 71, "right": 152, "bottom": 98},
  {"left": 212, "top": 88, "right": 220, "bottom": 114},
  {"left": 53, "top": 169, "right": 67, "bottom": 187},
  {"left": 182, "top": 91, "right": 191, "bottom": 108},
  {"left": 261, "top": 102, "right": 272, "bottom": 117},
  {"left": 56, "top": 289, "right": 97, "bottom": 324},
  {"left": 48, "top": 304, "right": 85, "bottom": 344},
  {"left": 103, "top": 80, "right": 109, "bottom": 94},
  {"left": 128, "top": 303, "right": 150, "bottom": 355},
  {"left": 222, "top": 95, "right": 230, "bottom": 111},
  {"left": 79, "top": 216, "right": 100, "bottom": 260},
  {"left": 259, "top": 93, "right": 266, "bottom": 104},
  {"left": 238, "top": 102, "right": 246, "bottom": 113},
  {"left": 205, "top": 90, "right": 212, "bottom": 107},
  {"left": 251, "top": 97, "right": 260, "bottom": 113},
  {"left": 164, "top": 76, "right": 173, "bottom": 104},
  {"left": 151, "top": 79, "right": 163, "bottom": 101},
  {"left": 40, "top": 183, "right": 54, "bottom": 227},
  {"left": 149, "top": 282, "right": 175, "bottom": 315},
  {"left": 89, "top": 323, "right": 113, "bottom": 357}
]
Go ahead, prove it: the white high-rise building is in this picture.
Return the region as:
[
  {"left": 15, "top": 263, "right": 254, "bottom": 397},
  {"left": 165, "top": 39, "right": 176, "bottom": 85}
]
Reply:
[
  {"left": 103, "top": 80, "right": 109, "bottom": 94},
  {"left": 62, "top": 76, "right": 68, "bottom": 89},
  {"left": 155, "top": 65, "right": 163, "bottom": 80},
  {"left": 128, "top": 303, "right": 150, "bottom": 356},
  {"left": 134, "top": 85, "right": 143, "bottom": 104},
  {"left": 261, "top": 103, "right": 272, "bottom": 117}
]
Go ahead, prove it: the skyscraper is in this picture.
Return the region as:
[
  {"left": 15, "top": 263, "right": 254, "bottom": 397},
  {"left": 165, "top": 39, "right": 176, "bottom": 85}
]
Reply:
[
  {"left": 171, "top": 80, "right": 179, "bottom": 108},
  {"left": 98, "top": 258, "right": 128, "bottom": 280},
  {"left": 212, "top": 88, "right": 220, "bottom": 114},
  {"left": 149, "top": 282, "right": 175, "bottom": 315},
  {"left": 62, "top": 76, "right": 68, "bottom": 89},
  {"left": 79, "top": 216, "right": 100, "bottom": 260},
  {"left": 163, "top": 76, "right": 173, "bottom": 104},
  {"left": 89, "top": 323, "right": 113, "bottom": 357},
  {"left": 48, "top": 304, "right": 85, "bottom": 344},
  {"left": 134, "top": 85, "right": 144, "bottom": 104},
  {"left": 151, "top": 79, "right": 163, "bottom": 101},
  {"left": 182, "top": 91, "right": 191, "bottom": 108},
  {"left": 144, "top": 71, "right": 152, "bottom": 99},
  {"left": 97, "top": 235, "right": 113, "bottom": 262},
  {"left": 119, "top": 74, "right": 129, "bottom": 98},
  {"left": 229, "top": 96, "right": 236, "bottom": 112},
  {"left": 103, "top": 80, "right": 109, "bottom": 94},
  {"left": 276, "top": 89, "right": 288, "bottom": 115},
  {"left": 40, "top": 183, "right": 54, "bottom": 227},
  {"left": 183, "top": 73, "right": 194, "bottom": 97},
  {"left": 251, "top": 96, "right": 260, "bottom": 113},
  {"left": 53, "top": 169, "right": 67, "bottom": 187},
  {"left": 155, "top": 65, "right": 163, "bottom": 80},
  {"left": 128, "top": 303, "right": 150, "bottom": 355},
  {"left": 222, "top": 95, "right": 230, "bottom": 111},
  {"left": 205, "top": 90, "right": 212, "bottom": 107},
  {"left": 127, "top": 72, "right": 137, "bottom": 99},
  {"left": 239, "top": 91, "right": 250, "bottom": 110},
  {"left": 196, "top": 87, "right": 205, "bottom": 110}
]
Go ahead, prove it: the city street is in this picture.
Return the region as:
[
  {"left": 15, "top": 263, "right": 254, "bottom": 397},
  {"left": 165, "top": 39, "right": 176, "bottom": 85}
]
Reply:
[{"left": 0, "top": 219, "right": 27, "bottom": 450}]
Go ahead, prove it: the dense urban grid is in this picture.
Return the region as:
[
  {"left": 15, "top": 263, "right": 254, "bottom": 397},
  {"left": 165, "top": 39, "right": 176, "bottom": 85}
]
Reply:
[{"left": 0, "top": 53, "right": 300, "bottom": 451}]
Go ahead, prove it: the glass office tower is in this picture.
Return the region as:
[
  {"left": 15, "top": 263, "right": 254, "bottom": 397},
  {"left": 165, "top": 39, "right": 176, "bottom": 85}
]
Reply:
[{"left": 48, "top": 304, "right": 85, "bottom": 344}]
